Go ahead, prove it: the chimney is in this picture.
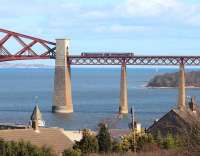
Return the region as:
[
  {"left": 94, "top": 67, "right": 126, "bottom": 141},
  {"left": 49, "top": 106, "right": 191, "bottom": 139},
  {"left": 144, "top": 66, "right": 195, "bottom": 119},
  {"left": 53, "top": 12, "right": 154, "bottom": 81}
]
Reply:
[{"left": 188, "top": 96, "right": 197, "bottom": 112}]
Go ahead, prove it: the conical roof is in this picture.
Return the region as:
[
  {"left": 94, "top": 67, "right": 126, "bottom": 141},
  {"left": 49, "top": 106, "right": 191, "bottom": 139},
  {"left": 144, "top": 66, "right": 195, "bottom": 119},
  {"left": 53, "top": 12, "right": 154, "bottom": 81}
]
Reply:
[{"left": 31, "top": 105, "right": 42, "bottom": 121}]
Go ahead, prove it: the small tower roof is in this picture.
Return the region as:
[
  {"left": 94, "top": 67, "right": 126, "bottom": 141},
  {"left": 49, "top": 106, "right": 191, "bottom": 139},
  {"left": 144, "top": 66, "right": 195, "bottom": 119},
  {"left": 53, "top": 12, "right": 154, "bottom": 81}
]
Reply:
[{"left": 31, "top": 105, "right": 42, "bottom": 121}]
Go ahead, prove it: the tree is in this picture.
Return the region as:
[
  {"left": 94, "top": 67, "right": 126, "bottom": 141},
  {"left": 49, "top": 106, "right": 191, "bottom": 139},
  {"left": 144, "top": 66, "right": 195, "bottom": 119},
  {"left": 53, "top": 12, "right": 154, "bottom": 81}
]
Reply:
[
  {"left": 97, "top": 123, "right": 112, "bottom": 153},
  {"left": 74, "top": 129, "right": 99, "bottom": 154}
]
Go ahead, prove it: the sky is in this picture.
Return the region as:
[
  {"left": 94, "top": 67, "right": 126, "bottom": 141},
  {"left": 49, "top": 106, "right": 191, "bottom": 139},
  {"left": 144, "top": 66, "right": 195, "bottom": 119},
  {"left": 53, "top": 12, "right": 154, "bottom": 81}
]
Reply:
[{"left": 1, "top": 0, "right": 200, "bottom": 64}]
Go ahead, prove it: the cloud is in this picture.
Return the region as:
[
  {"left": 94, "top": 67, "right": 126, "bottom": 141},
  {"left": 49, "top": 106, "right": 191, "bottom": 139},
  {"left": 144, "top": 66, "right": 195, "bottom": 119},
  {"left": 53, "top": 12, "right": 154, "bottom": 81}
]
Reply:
[
  {"left": 1, "top": 0, "right": 200, "bottom": 47},
  {"left": 112, "top": 0, "right": 200, "bottom": 29},
  {"left": 111, "top": 25, "right": 151, "bottom": 32},
  {"left": 94, "top": 25, "right": 151, "bottom": 33},
  {"left": 81, "top": 11, "right": 108, "bottom": 19},
  {"left": 115, "top": 0, "right": 192, "bottom": 17}
]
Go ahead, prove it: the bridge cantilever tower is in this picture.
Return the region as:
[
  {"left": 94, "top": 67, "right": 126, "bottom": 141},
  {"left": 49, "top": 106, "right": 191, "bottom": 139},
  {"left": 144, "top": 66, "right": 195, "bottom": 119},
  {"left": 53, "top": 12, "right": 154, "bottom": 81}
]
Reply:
[
  {"left": 52, "top": 39, "right": 73, "bottom": 113},
  {"left": 178, "top": 59, "right": 186, "bottom": 110}
]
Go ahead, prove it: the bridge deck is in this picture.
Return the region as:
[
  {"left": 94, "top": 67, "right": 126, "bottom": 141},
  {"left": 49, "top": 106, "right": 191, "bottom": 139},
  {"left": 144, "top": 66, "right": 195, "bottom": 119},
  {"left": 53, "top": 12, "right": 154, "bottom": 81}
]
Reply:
[
  {"left": 1, "top": 55, "right": 200, "bottom": 65},
  {"left": 68, "top": 55, "right": 200, "bottom": 65}
]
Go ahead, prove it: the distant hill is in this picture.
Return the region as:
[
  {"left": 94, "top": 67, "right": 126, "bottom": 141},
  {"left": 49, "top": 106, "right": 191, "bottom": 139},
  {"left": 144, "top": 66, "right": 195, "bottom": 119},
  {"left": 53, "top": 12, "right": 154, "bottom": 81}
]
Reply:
[
  {"left": 0, "top": 62, "right": 53, "bottom": 68},
  {"left": 147, "top": 71, "right": 200, "bottom": 88}
]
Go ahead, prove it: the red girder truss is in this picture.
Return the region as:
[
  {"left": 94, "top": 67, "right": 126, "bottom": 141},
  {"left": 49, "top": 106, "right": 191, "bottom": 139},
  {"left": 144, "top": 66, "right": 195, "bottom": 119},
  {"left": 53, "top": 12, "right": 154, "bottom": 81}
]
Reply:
[
  {"left": 0, "top": 28, "right": 56, "bottom": 62},
  {"left": 68, "top": 55, "right": 200, "bottom": 66},
  {"left": 1, "top": 28, "right": 200, "bottom": 66}
]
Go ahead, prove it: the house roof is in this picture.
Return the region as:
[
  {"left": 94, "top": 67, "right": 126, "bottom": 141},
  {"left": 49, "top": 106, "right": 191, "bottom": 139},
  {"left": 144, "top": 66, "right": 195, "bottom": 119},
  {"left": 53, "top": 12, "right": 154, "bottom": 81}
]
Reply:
[
  {"left": 173, "top": 108, "right": 200, "bottom": 127},
  {"left": 0, "top": 127, "right": 73, "bottom": 154},
  {"left": 148, "top": 106, "right": 200, "bottom": 136}
]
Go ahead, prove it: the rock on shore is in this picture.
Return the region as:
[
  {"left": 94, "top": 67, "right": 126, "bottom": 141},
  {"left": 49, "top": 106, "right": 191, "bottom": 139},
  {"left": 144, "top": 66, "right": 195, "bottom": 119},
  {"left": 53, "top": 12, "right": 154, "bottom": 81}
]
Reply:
[{"left": 147, "top": 71, "right": 200, "bottom": 88}]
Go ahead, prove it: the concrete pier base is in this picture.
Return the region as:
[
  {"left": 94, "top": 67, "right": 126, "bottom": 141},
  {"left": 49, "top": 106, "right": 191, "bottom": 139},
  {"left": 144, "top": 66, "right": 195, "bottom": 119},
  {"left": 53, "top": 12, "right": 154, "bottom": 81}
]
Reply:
[
  {"left": 53, "top": 39, "right": 73, "bottom": 113},
  {"left": 178, "top": 63, "right": 186, "bottom": 110},
  {"left": 119, "top": 64, "right": 128, "bottom": 114}
]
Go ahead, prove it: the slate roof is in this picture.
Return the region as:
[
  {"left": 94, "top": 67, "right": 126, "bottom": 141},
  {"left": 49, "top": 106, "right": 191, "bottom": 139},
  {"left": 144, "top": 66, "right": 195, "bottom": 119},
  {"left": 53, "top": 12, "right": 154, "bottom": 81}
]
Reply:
[
  {"left": 148, "top": 106, "right": 200, "bottom": 136},
  {"left": 0, "top": 128, "right": 73, "bottom": 155}
]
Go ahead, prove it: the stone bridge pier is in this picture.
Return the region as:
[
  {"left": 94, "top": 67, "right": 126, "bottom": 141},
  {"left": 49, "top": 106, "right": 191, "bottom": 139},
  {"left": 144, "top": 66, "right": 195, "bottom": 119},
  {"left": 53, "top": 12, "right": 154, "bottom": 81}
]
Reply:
[
  {"left": 178, "top": 62, "right": 186, "bottom": 110},
  {"left": 119, "top": 63, "right": 128, "bottom": 114},
  {"left": 52, "top": 39, "right": 73, "bottom": 113}
]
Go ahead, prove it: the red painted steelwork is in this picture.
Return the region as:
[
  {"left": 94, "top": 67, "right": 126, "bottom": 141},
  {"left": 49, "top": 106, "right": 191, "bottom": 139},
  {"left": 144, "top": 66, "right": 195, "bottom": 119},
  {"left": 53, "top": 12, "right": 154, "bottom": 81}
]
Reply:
[
  {"left": 0, "top": 28, "right": 55, "bottom": 45},
  {"left": 68, "top": 55, "right": 200, "bottom": 65},
  {"left": 1, "top": 28, "right": 200, "bottom": 66},
  {"left": 0, "top": 28, "right": 56, "bottom": 60}
]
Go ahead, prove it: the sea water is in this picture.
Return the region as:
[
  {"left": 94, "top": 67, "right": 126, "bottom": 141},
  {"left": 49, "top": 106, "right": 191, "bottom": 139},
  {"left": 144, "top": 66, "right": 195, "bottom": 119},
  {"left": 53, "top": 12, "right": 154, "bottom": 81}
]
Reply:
[{"left": 0, "top": 68, "right": 199, "bottom": 130}]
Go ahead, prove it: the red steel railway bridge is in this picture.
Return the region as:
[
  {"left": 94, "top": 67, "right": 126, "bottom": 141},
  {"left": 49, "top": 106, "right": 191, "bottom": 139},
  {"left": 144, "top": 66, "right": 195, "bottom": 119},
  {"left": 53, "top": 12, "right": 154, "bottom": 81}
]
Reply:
[{"left": 0, "top": 28, "right": 197, "bottom": 114}]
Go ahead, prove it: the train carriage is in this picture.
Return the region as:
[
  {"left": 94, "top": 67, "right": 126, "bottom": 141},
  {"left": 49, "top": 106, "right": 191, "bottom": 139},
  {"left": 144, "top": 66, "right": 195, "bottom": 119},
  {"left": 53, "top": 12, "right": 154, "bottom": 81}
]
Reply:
[{"left": 81, "top": 52, "right": 134, "bottom": 57}]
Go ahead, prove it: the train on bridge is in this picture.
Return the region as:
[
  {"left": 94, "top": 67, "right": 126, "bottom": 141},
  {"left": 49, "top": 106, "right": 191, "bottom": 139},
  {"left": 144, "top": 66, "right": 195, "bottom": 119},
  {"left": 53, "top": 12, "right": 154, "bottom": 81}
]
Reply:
[{"left": 81, "top": 52, "right": 134, "bottom": 57}]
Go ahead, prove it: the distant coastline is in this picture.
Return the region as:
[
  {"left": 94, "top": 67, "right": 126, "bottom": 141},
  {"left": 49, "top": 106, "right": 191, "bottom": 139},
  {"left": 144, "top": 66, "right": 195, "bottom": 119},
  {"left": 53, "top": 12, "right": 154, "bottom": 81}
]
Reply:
[{"left": 0, "top": 62, "right": 53, "bottom": 68}]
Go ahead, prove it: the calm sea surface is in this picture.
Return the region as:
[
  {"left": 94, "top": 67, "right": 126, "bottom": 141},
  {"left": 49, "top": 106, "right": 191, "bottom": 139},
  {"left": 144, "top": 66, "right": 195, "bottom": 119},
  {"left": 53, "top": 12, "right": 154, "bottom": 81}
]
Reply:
[{"left": 0, "top": 67, "right": 200, "bottom": 130}]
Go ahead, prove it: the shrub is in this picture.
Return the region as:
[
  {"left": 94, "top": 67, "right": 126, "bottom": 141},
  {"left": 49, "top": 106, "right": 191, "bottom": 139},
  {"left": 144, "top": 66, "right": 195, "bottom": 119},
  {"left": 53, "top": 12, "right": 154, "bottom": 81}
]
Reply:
[
  {"left": 136, "top": 133, "right": 155, "bottom": 151},
  {"left": 112, "top": 140, "right": 123, "bottom": 153},
  {"left": 162, "top": 133, "right": 177, "bottom": 149},
  {"left": 63, "top": 148, "right": 81, "bottom": 156},
  {"left": 120, "top": 136, "right": 130, "bottom": 152},
  {"left": 120, "top": 131, "right": 156, "bottom": 152},
  {"left": 97, "top": 123, "right": 112, "bottom": 153},
  {"left": 0, "top": 139, "right": 56, "bottom": 156}
]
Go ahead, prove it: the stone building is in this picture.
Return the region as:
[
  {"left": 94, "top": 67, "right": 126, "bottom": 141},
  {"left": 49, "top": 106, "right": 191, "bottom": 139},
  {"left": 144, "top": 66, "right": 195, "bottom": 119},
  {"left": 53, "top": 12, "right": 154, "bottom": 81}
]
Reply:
[{"left": 148, "top": 96, "right": 200, "bottom": 136}]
